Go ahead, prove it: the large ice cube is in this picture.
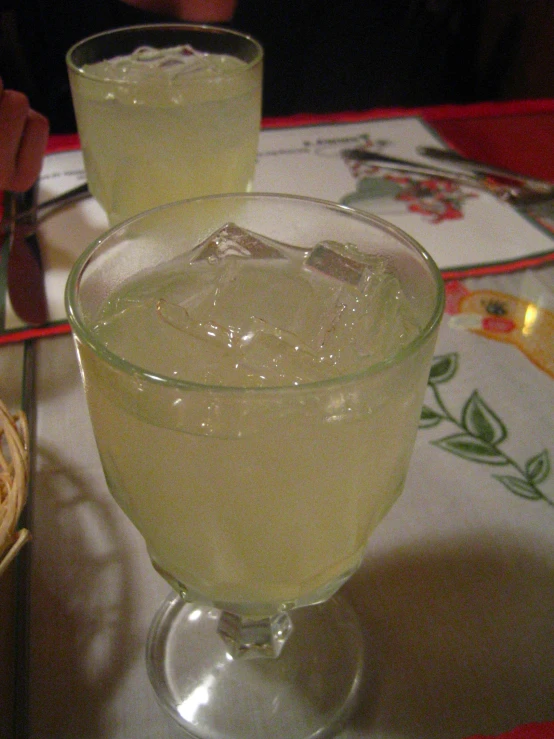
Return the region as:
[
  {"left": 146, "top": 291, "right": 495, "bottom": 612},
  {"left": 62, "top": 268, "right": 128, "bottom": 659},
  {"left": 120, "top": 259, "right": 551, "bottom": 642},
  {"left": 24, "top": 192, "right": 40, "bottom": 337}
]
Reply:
[
  {"left": 303, "top": 240, "right": 421, "bottom": 365},
  {"left": 157, "top": 298, "right": 245, "bottom": 350},
  {"left": 190, "top": 223, "right": 287, "bottom": 263},
  {"left": 304, "top": 240, "right": 385, "bottom": 291},
  {"left": 347, "top": 272, "right": 422, "bottom": 359}
]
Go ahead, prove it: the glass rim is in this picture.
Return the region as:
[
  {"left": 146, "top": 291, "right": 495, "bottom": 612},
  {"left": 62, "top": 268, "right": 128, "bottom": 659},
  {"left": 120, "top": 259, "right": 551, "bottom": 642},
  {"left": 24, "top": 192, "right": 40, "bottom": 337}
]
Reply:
[
  {"left": 65, "top": 193, "right": 445, "bottom": 394},
  {"left": 66, "top": 22, "right": 263, "bottom": 81}
]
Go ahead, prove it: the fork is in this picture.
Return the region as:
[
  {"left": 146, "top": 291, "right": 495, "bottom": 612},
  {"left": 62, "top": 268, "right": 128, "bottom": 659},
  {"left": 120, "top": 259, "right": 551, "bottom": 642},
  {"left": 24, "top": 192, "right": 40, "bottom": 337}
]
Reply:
[
  {"left": 38, "top": 181, "right": 90, "bottom": 212},
  {"left": 2, "top": 182, "right": 91, "bottom": 225}
]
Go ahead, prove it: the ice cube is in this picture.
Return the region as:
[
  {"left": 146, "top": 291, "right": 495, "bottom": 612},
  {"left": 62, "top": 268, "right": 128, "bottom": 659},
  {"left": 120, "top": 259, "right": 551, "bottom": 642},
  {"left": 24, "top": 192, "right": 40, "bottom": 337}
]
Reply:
[
  {"left": 156, "top": 299, "right": 323, "bottom": 385},
  {"left": 132, "top": 44, "right": 198, "bottom": 65},
  {"left": 157, "top": 298, "right": 248, "bottom": 350},
  {"left": 90, "top": 44, "right": 210, "bottom": 84},
  {"left": 190, "top": 223, "right": 287, "bottom": 263},
  {"left": 239, "top": 330, "right": 321, "bottom": 385},
  {"left": 301, "top": 240, "right": 420, "bottom": 366},
  {"left": 347, "top": 272, "right": 422, "bottom": 360},
  {"left": 249, "top": 316, "right": 318, "bottom": 357},
  {"left": 304, "top": 240, "right": 384, "bottom": 291}
]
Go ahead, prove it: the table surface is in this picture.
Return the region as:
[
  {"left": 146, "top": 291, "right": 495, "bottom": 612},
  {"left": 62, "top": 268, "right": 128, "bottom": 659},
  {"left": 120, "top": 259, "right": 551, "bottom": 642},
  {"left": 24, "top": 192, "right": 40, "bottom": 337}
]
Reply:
[{"left": 1, "top": 100, "right": 554, "bottom": 739}]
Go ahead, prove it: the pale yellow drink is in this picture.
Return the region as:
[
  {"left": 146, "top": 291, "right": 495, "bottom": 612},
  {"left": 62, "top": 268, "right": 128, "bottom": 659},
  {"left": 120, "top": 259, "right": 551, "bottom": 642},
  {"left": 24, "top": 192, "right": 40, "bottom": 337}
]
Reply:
[
  {"left": 74, "top": 224, "right": 441, "bottom": 616},
  {"left": 67, "top": 27, "right": 262, "bottom": 225}
]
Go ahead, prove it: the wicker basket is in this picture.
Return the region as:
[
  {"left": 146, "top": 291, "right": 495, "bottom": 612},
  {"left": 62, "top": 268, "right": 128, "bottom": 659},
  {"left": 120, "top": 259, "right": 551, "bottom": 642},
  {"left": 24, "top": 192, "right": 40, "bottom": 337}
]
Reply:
[{"left": 0, "top": 399, "right": 30, "bottom": 577}]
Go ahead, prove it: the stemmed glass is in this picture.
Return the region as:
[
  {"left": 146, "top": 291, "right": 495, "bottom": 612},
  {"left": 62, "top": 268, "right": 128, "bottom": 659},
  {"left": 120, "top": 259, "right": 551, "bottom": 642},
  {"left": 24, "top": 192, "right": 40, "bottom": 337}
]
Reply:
[{"left": 65, "top": 193, "right": 444, "bottom": 739}]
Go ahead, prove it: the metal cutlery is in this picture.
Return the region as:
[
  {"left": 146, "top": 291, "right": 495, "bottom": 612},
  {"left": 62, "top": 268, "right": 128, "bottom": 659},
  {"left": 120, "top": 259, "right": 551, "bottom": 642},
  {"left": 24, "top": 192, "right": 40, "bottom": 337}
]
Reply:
[
  {"left": 342, "top": 148, "right": 482, "bottom": 183},
  {"left": 1, "top": 186, "right": 48, "bottom": 325},
  {"left": 341, "top": 148, "right": 554, "bottom": 206},
  {"left": 1, "top": 182, "right": 90, "bottom": 228},
  {"left": 25, "top": 182, "right": 90, "bottom": 223},
  {"left": 417, "top": 145, "right": 553, "bottom": 191},
  {"left": 37, "top": 181, "right": 90, "bottom": 216},
  {"left": 0, "top": 181, "right": 90, "bottom": 326}
]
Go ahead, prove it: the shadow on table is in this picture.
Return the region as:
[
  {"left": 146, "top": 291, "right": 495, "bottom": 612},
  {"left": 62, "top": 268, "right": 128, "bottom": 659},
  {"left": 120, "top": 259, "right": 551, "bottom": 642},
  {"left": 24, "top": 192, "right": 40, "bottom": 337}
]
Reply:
[
  {"left": 344, "top": 535, "right": 554, "bottom": 739},
  {"left": 26, "top": 436, "right": 554, "bottom": 737},
  {"left": 41, "top": 198, "right": 106, "bottom": 270},
  {"left": 33, "top": 337, "right": 82, "bottom": 406},
  {"left": 28, "top": 445, "right": 153, "bottom": 738}
]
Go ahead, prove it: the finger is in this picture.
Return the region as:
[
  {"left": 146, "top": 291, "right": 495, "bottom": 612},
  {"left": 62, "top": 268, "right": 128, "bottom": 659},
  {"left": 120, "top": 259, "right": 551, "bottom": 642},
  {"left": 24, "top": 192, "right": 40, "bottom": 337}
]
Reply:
[
  {"left": 120, "top": 0, "right": 237, "bottom": 21},
  {"left": 0, "top": 89, "right": 30, "bottom": 190},
  {"left": 10, "top": 109, "right": 49, "bottom": 192}
]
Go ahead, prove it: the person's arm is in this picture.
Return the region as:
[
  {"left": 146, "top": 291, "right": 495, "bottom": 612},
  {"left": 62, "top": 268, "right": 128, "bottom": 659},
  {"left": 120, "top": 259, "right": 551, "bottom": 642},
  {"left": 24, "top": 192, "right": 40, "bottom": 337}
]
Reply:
[
  {"left": 119, "top": 0, "right": 237, "bottom": 22},
  {"left": 0, "top": 78, "right": 49, "bottom": 192}
]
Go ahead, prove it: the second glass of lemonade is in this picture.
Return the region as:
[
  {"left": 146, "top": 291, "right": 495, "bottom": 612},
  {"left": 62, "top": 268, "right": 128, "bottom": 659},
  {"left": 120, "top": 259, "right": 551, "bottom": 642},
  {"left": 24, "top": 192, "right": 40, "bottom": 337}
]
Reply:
[{"left": 66, "top": 24, "right": 263, "bottom": 225}]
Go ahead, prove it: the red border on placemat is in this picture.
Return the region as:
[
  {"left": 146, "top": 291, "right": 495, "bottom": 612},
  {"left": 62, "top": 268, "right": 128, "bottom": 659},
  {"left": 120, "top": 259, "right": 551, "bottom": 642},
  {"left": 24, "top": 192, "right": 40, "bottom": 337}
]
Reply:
[
  {"left": 464, "top": 721, "right": 554, "bottom": 739},
  {"left": 46, "top": 134, "right": 81, "bottom": 153},
  {"left": 261, "top": 98, "right": 554, "bottom": 129},
  {"left": 441, "top": 249, "right": 554, "bottom": 281},
  {"left": 0, "top": 322, "right": 71, "bottom": 345}
]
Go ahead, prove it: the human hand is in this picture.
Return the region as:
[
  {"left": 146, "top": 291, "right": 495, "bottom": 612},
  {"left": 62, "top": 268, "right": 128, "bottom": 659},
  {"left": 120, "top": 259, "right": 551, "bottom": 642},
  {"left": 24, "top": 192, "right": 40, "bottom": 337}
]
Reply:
[
  {"left": 0, "top": 78, "right": 49, "bottom": 192},
  {"left": 119, "top": 0, "right": 237, "bottom": 22}
]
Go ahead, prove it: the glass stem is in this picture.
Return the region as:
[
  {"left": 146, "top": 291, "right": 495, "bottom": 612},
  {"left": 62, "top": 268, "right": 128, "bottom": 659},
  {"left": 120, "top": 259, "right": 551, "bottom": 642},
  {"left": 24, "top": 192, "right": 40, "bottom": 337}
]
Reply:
[{"left": 217, "top": 610, "right": 294, "bottom": 659}]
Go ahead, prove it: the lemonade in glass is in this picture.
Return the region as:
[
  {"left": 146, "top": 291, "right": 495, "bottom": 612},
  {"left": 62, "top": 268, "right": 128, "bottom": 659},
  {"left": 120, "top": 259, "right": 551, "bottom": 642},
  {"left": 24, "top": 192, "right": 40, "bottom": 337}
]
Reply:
[
  {"left": 66, "top": 194, "right": 444, "bottom": 739},
  {"left": 67, "top": 25, "right": 262, "bottom": 225}
]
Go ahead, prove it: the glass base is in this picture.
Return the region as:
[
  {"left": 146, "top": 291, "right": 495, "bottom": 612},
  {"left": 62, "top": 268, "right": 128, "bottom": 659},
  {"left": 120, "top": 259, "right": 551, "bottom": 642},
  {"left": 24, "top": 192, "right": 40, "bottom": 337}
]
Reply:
[{"left": 146, "top": 591, "right": 365, "bottom": 739}]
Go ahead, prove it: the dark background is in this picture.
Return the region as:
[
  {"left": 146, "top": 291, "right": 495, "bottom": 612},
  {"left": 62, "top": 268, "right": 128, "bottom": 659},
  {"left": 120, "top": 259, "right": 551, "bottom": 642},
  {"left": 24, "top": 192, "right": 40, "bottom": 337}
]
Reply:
[{"left": 1, "top": 0, "right": 553, "bottom": 133}]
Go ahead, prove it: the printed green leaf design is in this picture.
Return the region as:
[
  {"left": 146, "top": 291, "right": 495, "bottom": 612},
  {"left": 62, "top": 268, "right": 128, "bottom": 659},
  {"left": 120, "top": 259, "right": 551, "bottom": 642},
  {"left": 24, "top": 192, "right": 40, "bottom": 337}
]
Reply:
[
  {"left": 428, "top": 353, "right": 458, "bottom": 385},
  {"left": 422, "top": 353, "right": 553, "bottom": 507},
  {"left": 420, "top": 405, "right": 442, "bottom": 428},
  {"left": 525, "top": 450, "right": 551, "bottom": 484},
  {"left": 462, "top": 390, "right": 507, "bottom": 445},
  {"left": 433, "top": 433, "right": 508, "bottom": 465},
  {"left": 492, "top": 475, "right": 542, "bottom": 500}
]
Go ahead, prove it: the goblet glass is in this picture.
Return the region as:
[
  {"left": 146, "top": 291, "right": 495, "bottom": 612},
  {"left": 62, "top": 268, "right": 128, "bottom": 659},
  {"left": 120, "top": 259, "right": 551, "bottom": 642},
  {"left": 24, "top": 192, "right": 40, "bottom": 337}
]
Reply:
[
  {"left": 65, "top": 193, "right": 444, "bottom": 739},
  {"left": 66, "top": 24, "right": 262, "bottom": 225}
]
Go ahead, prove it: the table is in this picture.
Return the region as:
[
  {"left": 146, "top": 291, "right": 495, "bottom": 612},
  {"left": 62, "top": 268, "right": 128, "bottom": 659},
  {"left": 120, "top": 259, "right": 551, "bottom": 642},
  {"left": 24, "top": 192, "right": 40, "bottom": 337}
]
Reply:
[{"left": 1, "top": 100, "right": 554, "bottom": 739}]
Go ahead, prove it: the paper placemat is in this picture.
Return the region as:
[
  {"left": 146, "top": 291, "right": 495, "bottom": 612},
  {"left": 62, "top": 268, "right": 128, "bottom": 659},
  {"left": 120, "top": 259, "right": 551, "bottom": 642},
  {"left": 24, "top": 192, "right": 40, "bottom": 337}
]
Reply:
[{"left": 2, "top": 116, "right": 553, "bottom": 341}]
